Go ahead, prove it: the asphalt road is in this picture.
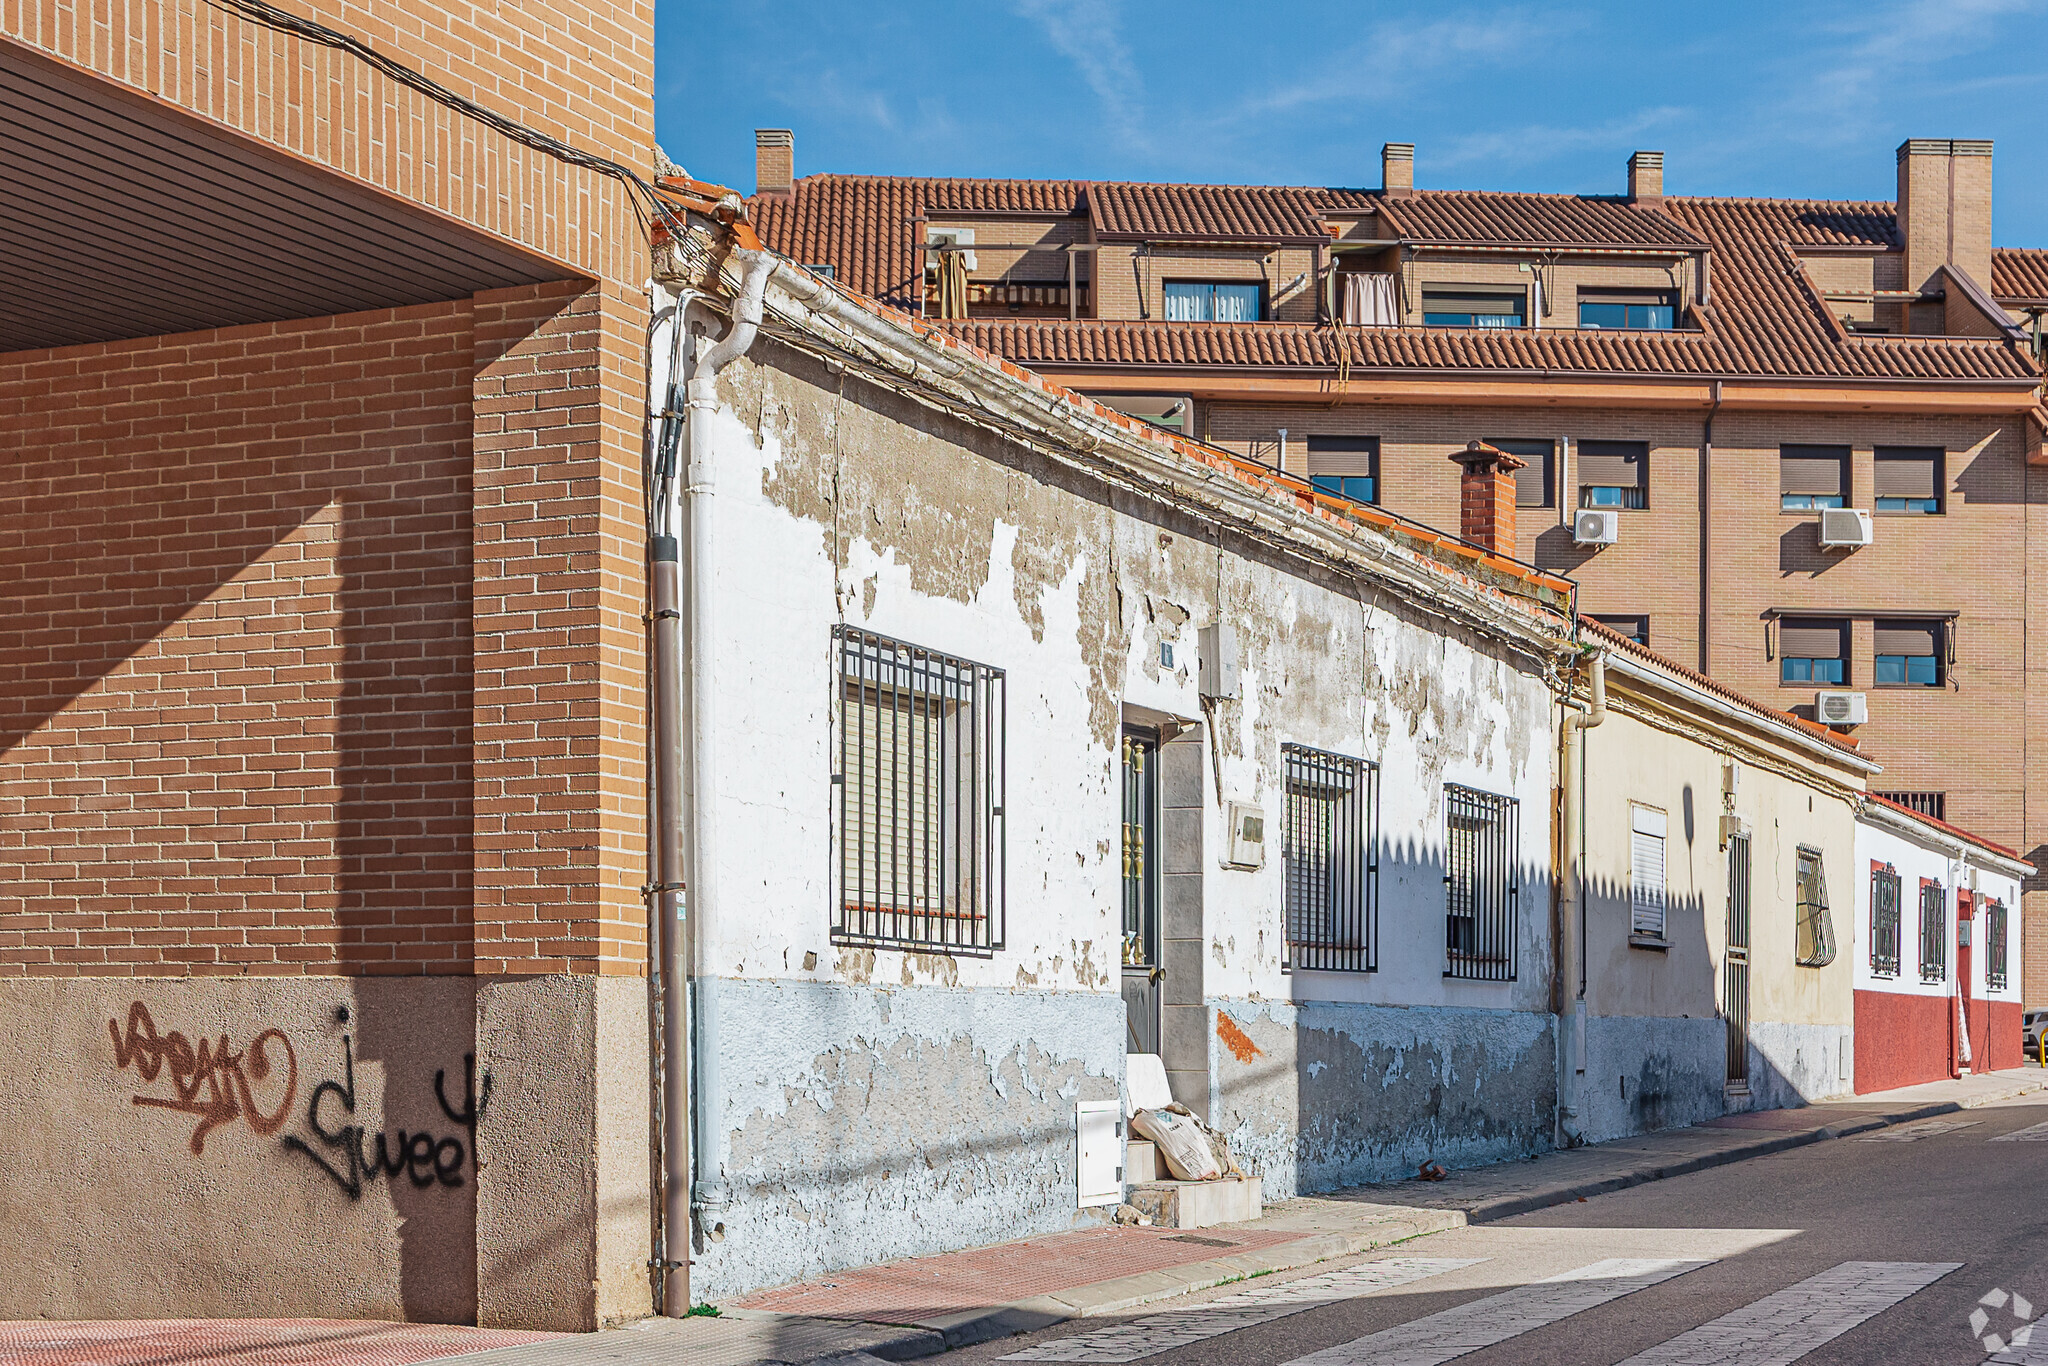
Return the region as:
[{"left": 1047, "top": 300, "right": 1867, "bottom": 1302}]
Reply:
[{"left": 961, "top": 1096, "right": 2048, "bottom": 1366}]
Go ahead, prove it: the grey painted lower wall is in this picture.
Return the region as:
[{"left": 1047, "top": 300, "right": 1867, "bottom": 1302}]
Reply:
[
  {"left": 1206, "top": 998, "right": 1557, "bottom": 1200},
  {"left": 1748, "top": 1020, "right": 1854, "bottom": 1111},
  {"left": 1574, "top": 1014, "right": 1728, "bottom": 1144},
  {"left": 689, "top": 978, "right": 1125, "bottom": 1300}
]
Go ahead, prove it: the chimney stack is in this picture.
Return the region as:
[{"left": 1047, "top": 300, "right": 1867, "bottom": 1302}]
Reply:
[
  {"left": 1382, "top": 142, "right": 1415, "bottom": 200},
  {"left": 1896, "top": 138, "right": 1993, "bottom": 299},
  {"left": 1627, "top": 150, "right": 1664, "bottom": 206},
  {"left": 1451, "top": 441, "right": 1526, "bottom": 557},
  {"left": 755, "top": 128, "right": 794, "bottom": 196}
]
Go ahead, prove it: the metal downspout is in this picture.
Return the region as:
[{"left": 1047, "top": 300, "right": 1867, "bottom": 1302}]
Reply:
[{"left": 1557, "top": 649, "right": 1606, "bottom": 1145}]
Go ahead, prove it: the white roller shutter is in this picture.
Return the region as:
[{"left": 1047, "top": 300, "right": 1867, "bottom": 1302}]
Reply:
[{"left": 1631, "top": 804, "right": 1668, "bottom": 938}]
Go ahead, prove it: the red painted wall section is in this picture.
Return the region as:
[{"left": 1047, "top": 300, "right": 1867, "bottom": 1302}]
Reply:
[
  {"left": 1982, "top": 999, "right": 2024, "bottom": 1072},
  {"left": 1855, "top": 989, "right": 1955, "bottom": 1093}
]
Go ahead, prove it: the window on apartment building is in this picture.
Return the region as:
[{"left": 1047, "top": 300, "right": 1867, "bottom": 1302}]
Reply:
[
  {"left": 1578, "top": 288, "right": 1678, "bottom": 330},
  {"left": 1282, "top": 744, "right": 1377, "bottom": 973},
  {"left": 1630, "top": 804, "right": 1669, "bottom": 942},
  {"left": 1489, "top": 438, "right": 1554, "bottom": 508},
  {"left": 1577, "top": 441, "right": 1648, "bottom": 510},
  {"left": 1591, "top": 614, "right": 1650, "bottom": 646},
  {"left": 1987, "top": 899, "right": 2010, "bottom": 990},
  {"left": 1444, "top": 784, "right": 1519, "bottom": 981},
  {"left": 1780, "top": 445, "right": 1849, "bottom": 511},
  {"left": 832, "top": 626, "right": 1005, "bottom": 955},
  {"left": 1307, "top": 436, "right": 1380, "bottom": 505},
  {"left": 801, "top": 263, "right": 836, "bottom": 281},
  {"left": 1779, "top": 618, "right": 1848, "bottom": 686},
  {"left": 1876, "top": 791, "right": 1947, "bottom": 822},
  {"left": 1870, "top": 863, "right": 1902, "bottom": 977},
  {"left": 1794, "top": 847, "right": 1838, "bottom": 967},
  {"left": 1873, "top": 446, "right": 1944, "bottom": 514},
  {"left": 1163, "top": 281, "right": 1262, "bottom": 323},
  {"left": 1422, "top": 287, "right": 1526, "bottom": 329},
  {"left": 1874, "top": 620, "right": 1944, "bottom": 687},
  {"left": 1089, "top": 392, "right": 1193, "bottom": 434},
  {"left": 1918, "top": 880, "right": 1947, "bottom": 982}
]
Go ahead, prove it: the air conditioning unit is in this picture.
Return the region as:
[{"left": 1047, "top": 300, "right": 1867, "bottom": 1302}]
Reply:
[
  {"left": 1818, "top": 507, "right": 1874, "bottom": 549},
  {"left": 925, "top": 225, "right": 976, "bottom": 272},
  {"left": 1815, "top": 690, "right": 1867, "bottom": 727},
  {"left": 1573, "top": 509, "right": 1619, "bottom": 546}
]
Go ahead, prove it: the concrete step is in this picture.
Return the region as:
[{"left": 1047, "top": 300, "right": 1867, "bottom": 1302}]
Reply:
[
  {"left": 1126, "top": 1173, "right": 1262, "bottom": 1229},
  {"left": 1125, "top": 1138, "right": 1158, "bottom": 1185}
]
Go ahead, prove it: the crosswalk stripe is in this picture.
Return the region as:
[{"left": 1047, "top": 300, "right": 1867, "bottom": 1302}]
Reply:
[
  {"left": 1274, "top": 1257, "right": 1713, "bottom": 1366},
  {"left": 1991, "top": 1119, "right": 2048, "bottom": 1142},
  {"left": 1612, "top": 1260, "right": 1960, "bottom": 1365},
  {"left": 1000, "top": 1258, "right": 1486, "bottom": 1362},
  {"left": 1858, "top": 1119, "right": 1981, "bottom": 1142}
]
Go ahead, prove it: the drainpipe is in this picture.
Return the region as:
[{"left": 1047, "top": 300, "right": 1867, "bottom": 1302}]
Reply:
[
  {"left": 649, "top": 247, "right": 772, "bottom": 1316},
  {"left": 1556, "top": 648, "right": 1606, "bottom": 1145},
  {"left": 1700, "top": 380, "right": 1721, "bottom": 675}
]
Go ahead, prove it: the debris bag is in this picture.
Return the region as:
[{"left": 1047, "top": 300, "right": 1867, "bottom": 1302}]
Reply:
[
  {"left": 1165, "top": 1102, "right": 1244, "bottom": 1178},
  {"left": 1130, "top": 1107, "right": 1220, "bottom": 1181}
]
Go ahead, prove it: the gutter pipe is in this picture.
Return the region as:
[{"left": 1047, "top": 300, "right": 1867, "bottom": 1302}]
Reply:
[
  {"left": 1556, "top": 648, "right": 1605, "bottom": 1146},
  {"left": 647, "top": 247, "right": 772, "bottom": 1317}
]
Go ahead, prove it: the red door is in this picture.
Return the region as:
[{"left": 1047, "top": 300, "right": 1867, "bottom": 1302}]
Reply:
[{"left": 1957, "top": 890, "right": 1974, "bottom": 1076}]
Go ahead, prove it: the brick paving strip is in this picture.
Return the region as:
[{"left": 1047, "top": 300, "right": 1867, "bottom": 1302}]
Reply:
[{"left": 0, "top": 1318, "right": 565, "bottom": 1366}]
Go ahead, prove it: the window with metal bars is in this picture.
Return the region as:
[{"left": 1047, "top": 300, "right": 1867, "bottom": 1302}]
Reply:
[
  {"left": 1876, "top": 790, "right": 1946, "bottom": 822},
  {"left": 1987, "top": 899, "right": 2010, "bottom": 990},
  {"left": 1794, "top": 847, "right": 1837, "bottom": 967},
  {"left": 1444, "top": 784, "right": 1518, "bottom": 981},
  {"left": 832, "top": 626, "right": 1005, "bottom": 955},
  {"left": 1281, "top": 744, "right": 1377, "bottom": 973},
  {"left": 1919, "top": 881, "right": 1947, "bottom": 982},
  {"left": 1869, "top": 863, "right": 1902, "bottom": 977}
]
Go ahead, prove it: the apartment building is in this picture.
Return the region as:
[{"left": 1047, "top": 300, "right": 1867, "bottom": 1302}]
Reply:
[{"left": 748, "top": 131, "right": 2048, "bottom": 1005}]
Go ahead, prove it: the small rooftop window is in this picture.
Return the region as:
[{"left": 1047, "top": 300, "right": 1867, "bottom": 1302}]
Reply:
[
  {"left": 1422, "top": 287, "right": 1525, "bottom": 329},
  {"left": 1579, "top": 288, "right": 1676, "bottom": 330},
  {"left": 1163, "top": 281, "right": 1261, "bottom": 323}
]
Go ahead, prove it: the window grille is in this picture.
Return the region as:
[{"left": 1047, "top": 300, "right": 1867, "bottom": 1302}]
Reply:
[
  {"left": 1919, "top": 881, "right": 1947, "bottom": 982},
  {"left": 1444, "top": 784, "right": 1519, "bottom": 981},
  {"left": 1987, "top": 899, "right": 2010, "bottom": 990},
  {"left": 1794, "top": 847, "right": 1837, "bottom": 967},
  {"left": 1282, "top": 744, "right": 1377, "bottom": 973},
  {"left": 1876, "top": 790, "right": 1946, "bottom": 822},
  {"left": 832, "top": 626, "right": 1004, "bottom": 955},
  {"left": 1630, "top": 804, "right": 1668, "bottom": 940},
  {"left": 1870, "top": 864, "right": 1902, "bottom": 977}
]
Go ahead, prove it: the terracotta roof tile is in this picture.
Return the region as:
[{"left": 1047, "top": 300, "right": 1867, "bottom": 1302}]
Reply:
[
  {"left": 1994, "top": 248, "right": 2048, "bottom": 304},
  {"left": 1085, "top": 183, "right": 1333, "bottom": 241},
  {"left": 1377, "top": 190, "right": 1705, "bottom": 249}
]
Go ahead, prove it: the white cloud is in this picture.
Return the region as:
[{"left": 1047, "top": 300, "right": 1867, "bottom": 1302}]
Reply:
[
  {"left": 1436, "top": 106, "right": 1691, "bottom": 171},
  {"left": 1777, "top": 0, "right": 2040, "bottom": 146},
  {"left": 1013, "top": 0, "right": 1149, "bottom": 150}
]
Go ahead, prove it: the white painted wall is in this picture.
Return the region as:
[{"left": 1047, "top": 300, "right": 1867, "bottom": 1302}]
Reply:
[{"left": 1853, "top": 813, "right": 2024, "bottom": 1005}]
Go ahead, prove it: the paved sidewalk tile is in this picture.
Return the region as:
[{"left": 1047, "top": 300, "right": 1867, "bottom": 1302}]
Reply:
[{"left": 0, "top": 1318, "right": 564, "bottom": 1366}]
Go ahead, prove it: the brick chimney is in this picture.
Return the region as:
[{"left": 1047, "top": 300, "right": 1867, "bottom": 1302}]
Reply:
[
  {"left": 1897, "top": 138, "right": 1993, "bottom": 296},
  {"left": 1450, "top": 441, "right": 1525, "bottom": 556},
  {"left": 1382, "top": 143, "right": 1415, "bottom": 200},
  {"left": 1627, "top": 150, "right": 1664, "bottom": 206},
  {"left": 755, "top": 128, "right": 794, "bottom": 196}
]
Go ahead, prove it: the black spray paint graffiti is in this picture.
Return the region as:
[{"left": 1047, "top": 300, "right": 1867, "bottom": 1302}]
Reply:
[{"left": 281, "top": 1025, "right": 491, "bottom": 1200}]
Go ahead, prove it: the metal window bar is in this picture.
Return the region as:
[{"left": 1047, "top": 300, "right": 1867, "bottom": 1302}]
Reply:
[
  {"left": 1121, "top": 731, "right": 1159, "bottom": 970},
  {"left": 1281, "top": 744, "right": 1378, "bottom": 973},
  {"left": 1988, "top": 900, "right": 2010, "bottom": 990},
  {"left": 1725, "top": 833, "right": 1751, "bottom": 1085},
  {"left": 1870, "top": 865, "right": 1902, "bottom": 977},
  {"left": 1876, "top": 790, "right": 1946, "bottom": 822},
  {"left": 832, "top": 625, "right": 1005, "bottom": 955},
  {"left": 1794, "top": 847, "right": 1838, "bottom": 967},
  {"left": 1919, "top": 882, "right": 1947, "bottom": 982},
  {"left": 1444, "top": 784, "right": 1519, "bottom": 981}
]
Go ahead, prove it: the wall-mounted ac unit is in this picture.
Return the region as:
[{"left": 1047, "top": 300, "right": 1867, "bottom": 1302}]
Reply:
[
  {"left": 925, "top": 226, "right": 976, "bottom": 272},
  {"left": 1573, "top": 509, "right": 1619, "bottom": 546},
  {"left": 1818, "top": 508, "right": 1874, "bottom": 548},
  {"left": 1815, "top": 690, "right": 1867, "bottom": 727}
]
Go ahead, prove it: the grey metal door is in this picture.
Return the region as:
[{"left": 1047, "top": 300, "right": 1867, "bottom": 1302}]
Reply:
[
  {"left": 1121, "top": 728, "right": 1161, "bottom": 1054},
  {"left": 1725, "top": 833, "right": 1751, "bottom": 1086}
]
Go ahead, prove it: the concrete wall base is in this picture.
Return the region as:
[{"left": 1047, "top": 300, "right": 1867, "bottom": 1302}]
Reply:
[
  {"left": 1572, "top": 1014, "right": 1727, "bottom": 1144},
  {"left": 1746, "top": 1019, "right": 1854, "bottom": 1110}
]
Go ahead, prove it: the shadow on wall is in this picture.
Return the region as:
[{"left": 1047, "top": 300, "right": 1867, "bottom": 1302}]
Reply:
[
  {"left": 1531, "top": 524, "right": 1602, "bottom": 575},
  {"left": 1777, "top": 520, "right": 1845, "bottom": 577}
]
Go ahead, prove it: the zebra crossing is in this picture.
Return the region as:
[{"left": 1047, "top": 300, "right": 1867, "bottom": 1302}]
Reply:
[
  {"left": 999, "top": 1255, "right": 1968, "bottom": 1366},
  {"left": 1990, "top": 1118, "right": 2048, "bottom": 1142}
]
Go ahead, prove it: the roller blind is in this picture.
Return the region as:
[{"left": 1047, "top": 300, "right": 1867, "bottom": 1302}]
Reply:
[
  {"left": 1874, "top": 620, "right": 1941, "bottom": 657},
  {"left": 1630, "top": 805, "right": 1668, "bottom": 938},
  {"left": 1780, "top": 445, "right": 1848, "bottom": 496},
  {"left": 1491, "top": 438, "right": 1553, "bottom": 508},
  {"left": 1577, "top": 440, "right": 1646, "bottom": 488},
  {"left": 1873, "top": 447, "right": 1940, "bottom": 499},
  {"left": 1780, "top": 618, "right": 1846, "bottom": 659},
  {"left": 843, "top": 685, "right": 947, "bottom": 912},
  {"left": 1307, "top": 435, "right": 1378, "bottom": 475}
]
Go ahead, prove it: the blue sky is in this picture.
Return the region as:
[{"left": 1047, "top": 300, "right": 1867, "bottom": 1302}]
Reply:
[{"left": 658, "top": 0, "right": 2048, "bottom": 246}]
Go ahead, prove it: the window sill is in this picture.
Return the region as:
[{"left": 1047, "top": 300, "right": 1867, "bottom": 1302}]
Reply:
[
  {"left": 1870, "top": 684, "right": 1944, "bottom": 691},
  {"left": 1872, "top": 510, "right": 1945, "bottom": 518},
  {"left": 1628, "top": 934, "right": 1673, "bottom": 951}
]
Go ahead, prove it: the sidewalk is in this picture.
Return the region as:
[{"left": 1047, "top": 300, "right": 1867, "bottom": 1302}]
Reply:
[{"left": 13, "top": 1068, "right": 2043, "bottom": 1366}]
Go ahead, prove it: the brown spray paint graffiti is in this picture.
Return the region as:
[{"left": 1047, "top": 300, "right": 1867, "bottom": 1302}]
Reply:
[{"left": 108, "top": 1001, "right": 299, "bottom": 1155}]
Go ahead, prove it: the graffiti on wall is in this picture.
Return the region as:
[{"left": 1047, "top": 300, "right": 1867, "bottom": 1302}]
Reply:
[
  {"left": 281, "top": 1025, "right": 492, "bottom": 1200},
  {"left": 109, "top": 1001, "right": 299, "bottom": 1155},
  {"left": 108, "top": 1001, "right": 491, "bottom": 1201}
]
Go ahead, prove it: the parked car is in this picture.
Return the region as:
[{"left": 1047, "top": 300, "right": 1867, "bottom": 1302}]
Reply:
[{"left": 2027, "top": 1010, "right": 2048, "bottom": 1064}]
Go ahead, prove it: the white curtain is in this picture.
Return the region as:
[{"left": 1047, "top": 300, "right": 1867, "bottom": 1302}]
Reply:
[{"left": 1342, "top": 273, "right": 1400, "bottom": 327}]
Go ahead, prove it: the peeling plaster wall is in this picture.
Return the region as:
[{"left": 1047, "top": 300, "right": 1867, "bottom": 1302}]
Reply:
[
  {"left": 1208, "top": 999, "right": 1557, "bottom": 1198},
  {"left": 1576, "top": 1015, "right": 1727, "bottom": 1144},
  {"left": 690, "top": 978, "right": 1122, "bottom": 1299}
]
